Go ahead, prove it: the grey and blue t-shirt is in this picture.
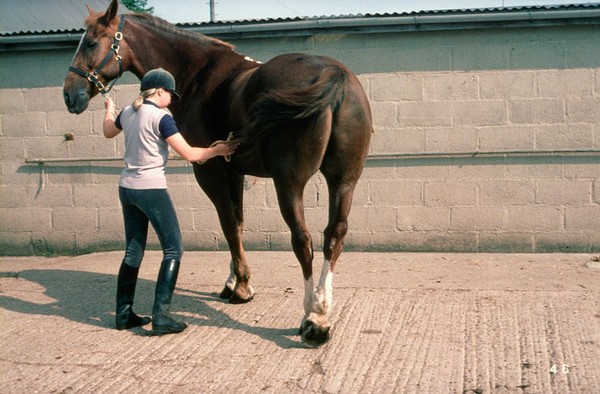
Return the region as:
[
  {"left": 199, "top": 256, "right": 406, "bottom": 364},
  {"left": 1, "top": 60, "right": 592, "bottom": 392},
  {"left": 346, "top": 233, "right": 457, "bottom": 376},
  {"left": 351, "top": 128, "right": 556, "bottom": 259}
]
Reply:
[{"left": 115, "top": 100, "right": 179, "bottom": 189}]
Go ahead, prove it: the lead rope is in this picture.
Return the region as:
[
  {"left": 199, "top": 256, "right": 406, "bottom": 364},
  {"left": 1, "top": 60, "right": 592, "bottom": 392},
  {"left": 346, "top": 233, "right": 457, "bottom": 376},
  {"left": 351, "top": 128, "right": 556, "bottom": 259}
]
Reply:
[{"left": 196, "top": 132, "right": 235, "bottom": 165}]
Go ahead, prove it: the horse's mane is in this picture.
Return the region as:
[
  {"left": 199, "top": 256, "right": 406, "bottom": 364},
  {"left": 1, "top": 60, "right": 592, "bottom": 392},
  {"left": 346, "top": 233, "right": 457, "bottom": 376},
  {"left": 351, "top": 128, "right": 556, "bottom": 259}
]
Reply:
[
  {"left": 85, "top": 12, "right": 235, "bottom": 50},
  {"left": 132, "top": 14, "right": 234, "bottom": 48}
]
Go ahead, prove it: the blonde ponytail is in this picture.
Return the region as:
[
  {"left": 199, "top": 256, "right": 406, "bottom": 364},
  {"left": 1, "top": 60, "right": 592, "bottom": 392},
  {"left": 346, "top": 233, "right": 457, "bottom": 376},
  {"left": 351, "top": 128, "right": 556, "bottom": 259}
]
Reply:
[{"left": 132, "top": 88, "right": 157, "bottom": 111}]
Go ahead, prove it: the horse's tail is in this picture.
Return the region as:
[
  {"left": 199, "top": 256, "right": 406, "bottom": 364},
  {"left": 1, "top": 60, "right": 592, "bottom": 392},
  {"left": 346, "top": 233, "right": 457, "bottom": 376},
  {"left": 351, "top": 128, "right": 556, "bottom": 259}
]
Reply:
[{"left": 248, "top": 65, "right": 347, "bottom": 135}]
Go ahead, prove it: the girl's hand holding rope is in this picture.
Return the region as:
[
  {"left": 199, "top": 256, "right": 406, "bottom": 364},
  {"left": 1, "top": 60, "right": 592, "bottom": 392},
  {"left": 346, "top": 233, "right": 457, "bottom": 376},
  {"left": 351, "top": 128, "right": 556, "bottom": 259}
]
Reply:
[
  {"left": 196, "top": 132, "right": 240, "bottom": 164},
  {"left": 212, "top": 140, "right": 240, "bottom": 158}
]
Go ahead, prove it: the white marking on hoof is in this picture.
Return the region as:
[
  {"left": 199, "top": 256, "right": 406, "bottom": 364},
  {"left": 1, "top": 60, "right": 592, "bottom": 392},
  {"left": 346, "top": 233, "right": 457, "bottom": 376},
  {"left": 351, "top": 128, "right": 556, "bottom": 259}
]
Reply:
[
  {"left": 314, "top": 259, "right": 333, "bottom": 315},
  {"left": 224, "top": 259, "right": 236, "bottom": 291}
]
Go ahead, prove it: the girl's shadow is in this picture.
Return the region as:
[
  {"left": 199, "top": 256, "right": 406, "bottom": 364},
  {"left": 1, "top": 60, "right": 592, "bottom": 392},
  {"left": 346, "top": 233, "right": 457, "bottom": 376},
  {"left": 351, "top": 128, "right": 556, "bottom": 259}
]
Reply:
[{"left": 0, "top": 269, "right": 301, "bottom": 348}]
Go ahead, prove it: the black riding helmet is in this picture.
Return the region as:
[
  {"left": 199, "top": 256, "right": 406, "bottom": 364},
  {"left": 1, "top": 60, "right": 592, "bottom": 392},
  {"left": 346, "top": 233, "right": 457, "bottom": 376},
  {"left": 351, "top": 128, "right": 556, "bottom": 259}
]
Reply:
[{"left": 140, "top": 68, "right": 180, "bottom": 99}]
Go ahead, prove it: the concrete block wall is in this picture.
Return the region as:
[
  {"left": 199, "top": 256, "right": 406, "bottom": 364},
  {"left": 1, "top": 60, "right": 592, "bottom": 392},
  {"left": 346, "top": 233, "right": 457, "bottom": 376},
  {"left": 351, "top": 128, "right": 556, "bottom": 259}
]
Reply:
[
  {"left": 355, "top": 68, "right": 599, "bottom": 252},
  {"left": 1, "top": 66, "right": 598, "bottom": 255},
  {"left": 1, "top": 22, "right": 599, "bottom": 255}
]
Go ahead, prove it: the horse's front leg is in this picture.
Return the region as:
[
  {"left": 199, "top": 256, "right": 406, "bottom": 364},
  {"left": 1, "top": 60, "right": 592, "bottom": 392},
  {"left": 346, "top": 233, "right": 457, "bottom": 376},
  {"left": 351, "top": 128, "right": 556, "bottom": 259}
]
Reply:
[
  {"left": 193, "top": 162, "right": 254, "bottom": 304},
  {"left": 218, "top": 177, "right": 255, "bottom": 304},
  {"left": 219, "top": 232, "right": 255, "bottom": 304}
]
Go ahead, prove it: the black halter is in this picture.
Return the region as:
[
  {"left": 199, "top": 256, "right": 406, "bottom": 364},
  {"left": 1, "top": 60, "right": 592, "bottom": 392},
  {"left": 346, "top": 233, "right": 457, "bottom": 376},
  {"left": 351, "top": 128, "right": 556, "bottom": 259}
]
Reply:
[{"left": 68, "top": 15, "right": 126, "bottom": 96}]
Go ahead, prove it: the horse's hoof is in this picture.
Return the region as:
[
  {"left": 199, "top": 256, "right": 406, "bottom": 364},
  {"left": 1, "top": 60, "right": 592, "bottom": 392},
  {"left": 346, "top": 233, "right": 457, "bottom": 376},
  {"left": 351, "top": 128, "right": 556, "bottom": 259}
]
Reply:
[
  {"left": 219, "top": 286, "right": 234, "bottom": 299},
  {"left": 229, "top": 292, "right": 254, "bottom": 304},
  {"left": 299, "top": 320, "right": 330, "bottom": 348}
]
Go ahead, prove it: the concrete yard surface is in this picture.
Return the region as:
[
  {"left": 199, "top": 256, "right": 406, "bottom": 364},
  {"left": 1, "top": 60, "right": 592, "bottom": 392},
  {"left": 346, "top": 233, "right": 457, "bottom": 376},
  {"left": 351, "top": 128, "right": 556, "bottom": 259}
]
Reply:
[{"left": 1, "top": 251, "right": 599, "bottom": 393}]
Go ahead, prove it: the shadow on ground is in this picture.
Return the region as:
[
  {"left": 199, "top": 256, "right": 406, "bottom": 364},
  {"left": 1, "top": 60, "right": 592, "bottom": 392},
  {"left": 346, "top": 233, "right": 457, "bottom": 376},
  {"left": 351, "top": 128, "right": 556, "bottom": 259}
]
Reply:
[{"left": 0, "top": 269, "right": 302, "bottom": 348}]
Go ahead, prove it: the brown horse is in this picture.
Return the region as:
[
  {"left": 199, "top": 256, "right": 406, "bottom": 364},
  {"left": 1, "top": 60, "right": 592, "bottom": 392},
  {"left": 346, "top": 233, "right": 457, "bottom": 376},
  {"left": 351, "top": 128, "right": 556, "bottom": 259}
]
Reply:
[{"left": 63, "top": 0, "right": 372, "bottom": 347}]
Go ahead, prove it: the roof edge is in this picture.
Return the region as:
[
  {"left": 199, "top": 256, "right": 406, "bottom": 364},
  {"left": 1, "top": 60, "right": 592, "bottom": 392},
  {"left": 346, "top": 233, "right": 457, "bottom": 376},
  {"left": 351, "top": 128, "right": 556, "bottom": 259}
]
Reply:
[
  {"left": 2, "top": 5, "right": 600, "bottom": 47},
  {"left": 189, "top": 7, "right": 600, "bottom": 37}
]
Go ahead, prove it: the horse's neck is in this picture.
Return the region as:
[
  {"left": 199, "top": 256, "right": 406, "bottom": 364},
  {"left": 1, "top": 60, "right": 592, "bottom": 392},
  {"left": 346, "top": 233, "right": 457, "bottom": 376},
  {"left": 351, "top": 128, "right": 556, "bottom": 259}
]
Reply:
[
  {"left": 129, "top": 37, "right": 197, "bottom": 81},
  {"left": 126, "top": 19, "right": 236, "bottom": 90}
]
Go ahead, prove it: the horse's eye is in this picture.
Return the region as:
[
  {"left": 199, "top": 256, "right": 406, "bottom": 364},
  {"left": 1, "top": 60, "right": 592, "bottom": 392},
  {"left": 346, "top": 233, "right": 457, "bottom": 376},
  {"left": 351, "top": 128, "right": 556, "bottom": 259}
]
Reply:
[{"left": 85, "top": 40, "right": 97, "bottom": 49}]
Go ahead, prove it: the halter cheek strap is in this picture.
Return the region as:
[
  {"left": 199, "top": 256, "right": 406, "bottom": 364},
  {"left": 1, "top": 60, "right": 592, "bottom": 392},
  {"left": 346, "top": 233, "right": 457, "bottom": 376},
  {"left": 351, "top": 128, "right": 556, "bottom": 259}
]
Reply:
[{"left": 68, "top": 15, "right": 126, "bottom": 96}]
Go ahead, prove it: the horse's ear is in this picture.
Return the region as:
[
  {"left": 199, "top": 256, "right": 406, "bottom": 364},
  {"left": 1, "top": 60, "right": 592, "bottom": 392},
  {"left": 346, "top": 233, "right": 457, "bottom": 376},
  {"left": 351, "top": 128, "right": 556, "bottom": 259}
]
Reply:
[
  {"left": 86, "top": 5, "right": 95, "bottom": 16},
  {"left": 98, "top": 0, "right": 119, "bottom": 26}
]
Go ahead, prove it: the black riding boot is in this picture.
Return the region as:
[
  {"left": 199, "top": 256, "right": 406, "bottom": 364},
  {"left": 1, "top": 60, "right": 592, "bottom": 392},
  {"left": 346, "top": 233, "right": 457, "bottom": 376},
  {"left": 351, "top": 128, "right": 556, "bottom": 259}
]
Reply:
[
  {"left": 152, "top": 259, "right": 187, "bottom": 335},
  {"left": 116, "top": 262, "right": 152, "bottom": 330}
]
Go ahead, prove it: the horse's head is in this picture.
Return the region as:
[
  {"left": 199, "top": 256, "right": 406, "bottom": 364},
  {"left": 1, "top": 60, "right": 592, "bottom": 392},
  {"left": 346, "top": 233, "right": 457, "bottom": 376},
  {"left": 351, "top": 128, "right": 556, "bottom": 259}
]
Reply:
[{"left": 63, "top": 0, "right": 125, "bottom": 114}]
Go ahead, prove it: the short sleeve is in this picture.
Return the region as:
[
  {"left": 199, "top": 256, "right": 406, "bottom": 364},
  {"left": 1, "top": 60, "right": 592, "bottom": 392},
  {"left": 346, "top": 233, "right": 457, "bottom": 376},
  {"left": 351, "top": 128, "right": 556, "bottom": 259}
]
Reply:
[
  {"left": 114, "top": 110, "right": 123, "bottom": 130},
  {"left": 158, "top": 114, "right": 179, "bottom": 138}
]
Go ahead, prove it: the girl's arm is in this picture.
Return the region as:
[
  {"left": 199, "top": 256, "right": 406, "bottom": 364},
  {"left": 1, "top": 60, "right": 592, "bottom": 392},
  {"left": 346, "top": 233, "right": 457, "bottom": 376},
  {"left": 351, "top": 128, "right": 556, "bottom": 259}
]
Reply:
[
  {"left": 166, "top": 133, "right": 238, "bottom": 163},
  {"left": 103, "top": 97, "right": 121, "bottom": 139}
]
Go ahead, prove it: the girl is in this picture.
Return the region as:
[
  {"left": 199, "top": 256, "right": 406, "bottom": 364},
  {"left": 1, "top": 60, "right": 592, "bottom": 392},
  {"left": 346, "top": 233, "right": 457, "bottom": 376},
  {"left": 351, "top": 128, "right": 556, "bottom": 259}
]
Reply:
[{"left": 103, "top": 68, "right": 238, "bottom": 335}]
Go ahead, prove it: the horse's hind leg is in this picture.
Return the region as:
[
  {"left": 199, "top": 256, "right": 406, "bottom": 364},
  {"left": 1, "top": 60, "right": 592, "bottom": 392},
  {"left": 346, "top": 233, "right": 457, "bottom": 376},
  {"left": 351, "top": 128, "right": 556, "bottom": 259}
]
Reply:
[
  {"left": 273, "top": 177, "right": 326, "bottom": 346},
  {"left": 298, "top": 176, "right": 360, "bottom": 347},
  {"left": 268, "top": 111, "right": 333, "bottom": 347},
  {"left": 301, "top": 85, "right": 372, "bottom": 346}
]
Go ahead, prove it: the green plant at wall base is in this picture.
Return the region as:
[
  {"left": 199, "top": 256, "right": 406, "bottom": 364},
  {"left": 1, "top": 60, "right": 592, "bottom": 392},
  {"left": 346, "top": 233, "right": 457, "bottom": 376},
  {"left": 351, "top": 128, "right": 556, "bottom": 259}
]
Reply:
[{"left": 33, "top": 240, "right": 59, "bottom": 257}]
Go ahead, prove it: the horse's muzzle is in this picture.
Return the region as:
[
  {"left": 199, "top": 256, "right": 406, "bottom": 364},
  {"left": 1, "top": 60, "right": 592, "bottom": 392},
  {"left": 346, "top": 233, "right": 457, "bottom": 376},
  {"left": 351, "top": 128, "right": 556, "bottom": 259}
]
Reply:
[{"left": 63, "top": 88, "right": 90, "bottom": 114}]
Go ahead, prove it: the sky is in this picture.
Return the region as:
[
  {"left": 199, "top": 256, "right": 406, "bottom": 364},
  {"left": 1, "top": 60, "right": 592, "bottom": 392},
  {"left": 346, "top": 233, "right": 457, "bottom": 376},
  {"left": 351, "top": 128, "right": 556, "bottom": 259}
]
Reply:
[{"left": 145, "top": 0, "right": 586, "bottom": 23}]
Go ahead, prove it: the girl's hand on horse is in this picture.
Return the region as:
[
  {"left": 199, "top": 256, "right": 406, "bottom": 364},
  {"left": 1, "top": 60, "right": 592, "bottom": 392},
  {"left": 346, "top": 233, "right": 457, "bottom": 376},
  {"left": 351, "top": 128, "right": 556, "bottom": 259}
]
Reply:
[
  {"left": 213, "top": 141, "right": 239, "bottom": 157},
  {"left": 193, "top": 141, "right": 240, "bottom": 165},
  {"left": 166, "top": 133, "right": 237, "bottom": 164}
]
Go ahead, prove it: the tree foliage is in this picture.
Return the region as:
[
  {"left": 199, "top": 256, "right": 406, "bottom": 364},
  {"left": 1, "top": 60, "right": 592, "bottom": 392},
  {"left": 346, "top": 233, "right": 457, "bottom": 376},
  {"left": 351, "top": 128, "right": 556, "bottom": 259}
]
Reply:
[{"left": 121, "top": 0, "right": 154, "bottom": 14}]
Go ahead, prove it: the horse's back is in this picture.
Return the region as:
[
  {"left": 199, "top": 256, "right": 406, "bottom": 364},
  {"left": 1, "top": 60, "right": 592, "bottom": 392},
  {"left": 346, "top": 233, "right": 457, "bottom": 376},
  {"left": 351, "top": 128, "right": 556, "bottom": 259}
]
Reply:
[{"left": 247, "top": 53, "right": 349, "bottom": 90}]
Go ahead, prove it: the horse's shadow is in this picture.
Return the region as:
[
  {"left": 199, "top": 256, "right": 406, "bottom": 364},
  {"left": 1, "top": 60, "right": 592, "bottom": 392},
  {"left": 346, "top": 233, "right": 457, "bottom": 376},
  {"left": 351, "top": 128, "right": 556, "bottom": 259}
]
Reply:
[{"left": 0, "top": 269, "right": 302, "bottom": 348}]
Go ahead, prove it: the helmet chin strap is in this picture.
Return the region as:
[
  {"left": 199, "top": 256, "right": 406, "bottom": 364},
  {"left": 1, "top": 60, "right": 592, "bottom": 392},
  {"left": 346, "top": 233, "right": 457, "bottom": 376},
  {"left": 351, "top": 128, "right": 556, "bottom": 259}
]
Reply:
[{"left": 68, "top": 15, "right": 126, "bottom": 97}]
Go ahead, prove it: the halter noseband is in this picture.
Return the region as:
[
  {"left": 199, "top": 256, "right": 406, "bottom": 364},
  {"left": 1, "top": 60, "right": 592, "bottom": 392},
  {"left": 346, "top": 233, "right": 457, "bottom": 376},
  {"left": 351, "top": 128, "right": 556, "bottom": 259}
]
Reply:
[{"left": 68, "top": 15, "right": 126, "bottom": 96}]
